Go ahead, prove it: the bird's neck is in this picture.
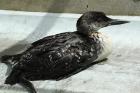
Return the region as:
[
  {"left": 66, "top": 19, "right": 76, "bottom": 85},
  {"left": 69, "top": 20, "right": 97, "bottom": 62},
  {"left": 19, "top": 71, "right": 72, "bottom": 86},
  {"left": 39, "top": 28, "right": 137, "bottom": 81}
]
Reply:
[
  {"left": 88, "top": 32, "right": 101, "bottom": 38},
  {"left": 88, "top": 30, "right": 99, "bottom": 37},
  {"left": 76, "top": 30, "right": 99, "bottom": 38}
]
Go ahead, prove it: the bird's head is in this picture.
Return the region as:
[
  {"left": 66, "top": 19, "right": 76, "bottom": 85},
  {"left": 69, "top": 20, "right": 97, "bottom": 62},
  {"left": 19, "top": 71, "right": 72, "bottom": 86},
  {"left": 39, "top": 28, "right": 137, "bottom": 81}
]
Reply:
[{"left": 76, "top": 11, "right": 129, "bottom": 35}]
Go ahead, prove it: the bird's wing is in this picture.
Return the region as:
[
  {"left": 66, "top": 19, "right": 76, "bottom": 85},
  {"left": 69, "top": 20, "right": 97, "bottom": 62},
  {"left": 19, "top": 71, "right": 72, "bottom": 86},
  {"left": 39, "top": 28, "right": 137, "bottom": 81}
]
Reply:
[
  {"left": 31, "top": 32, "right": 72, "bottom": 47},
  {"left": 52, "top": 53, "right": 97, "bottom": 81},
  {"left": 19, "top": 32, "right": 100, "bottom": 80},
  {"left": 20, "top": 32, "right": 81, "bottom": 66},
  {"left": 56, "top": 57, "right": 107, "bottom": 80},
  {"left": 47, "top": 41, "right": 99, "bottom": 80},
  {"left": 24, "top": 32, "right": 74, "bottom": 56}
]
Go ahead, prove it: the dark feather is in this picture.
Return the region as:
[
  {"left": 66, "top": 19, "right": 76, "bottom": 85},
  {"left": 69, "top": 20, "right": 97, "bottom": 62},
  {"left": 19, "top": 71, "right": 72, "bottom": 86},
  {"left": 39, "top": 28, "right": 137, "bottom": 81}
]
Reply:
[{"left": 12, "top": 32, "right": 100, "bottom": 81}]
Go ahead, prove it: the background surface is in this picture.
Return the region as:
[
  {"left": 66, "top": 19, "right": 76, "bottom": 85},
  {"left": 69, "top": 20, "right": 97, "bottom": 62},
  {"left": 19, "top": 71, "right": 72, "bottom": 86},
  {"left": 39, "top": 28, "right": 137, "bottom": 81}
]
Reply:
[{"left": 0, "top": 0, "right": 140, "bottom": 15}]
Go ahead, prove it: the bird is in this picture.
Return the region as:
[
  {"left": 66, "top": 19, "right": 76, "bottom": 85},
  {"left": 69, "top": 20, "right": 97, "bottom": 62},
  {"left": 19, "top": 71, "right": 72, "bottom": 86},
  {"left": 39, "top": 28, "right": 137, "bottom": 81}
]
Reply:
[{"left": 0, "top": 11, "right": 129, "bottom": 93}]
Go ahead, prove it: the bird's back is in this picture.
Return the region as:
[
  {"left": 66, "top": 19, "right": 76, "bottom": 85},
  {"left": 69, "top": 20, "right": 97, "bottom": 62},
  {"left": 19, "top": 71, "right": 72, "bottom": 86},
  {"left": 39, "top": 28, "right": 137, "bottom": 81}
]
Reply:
[{"left": 15, "top": 32, "right": 100, "bottom": 81}]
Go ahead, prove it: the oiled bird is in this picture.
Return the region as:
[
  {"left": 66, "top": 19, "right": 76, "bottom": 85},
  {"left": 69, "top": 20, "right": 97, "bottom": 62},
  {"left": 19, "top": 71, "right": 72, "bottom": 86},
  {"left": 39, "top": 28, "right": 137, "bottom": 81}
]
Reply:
[{"left": 1, "top": 11, "right": 129, "bottom": 93}]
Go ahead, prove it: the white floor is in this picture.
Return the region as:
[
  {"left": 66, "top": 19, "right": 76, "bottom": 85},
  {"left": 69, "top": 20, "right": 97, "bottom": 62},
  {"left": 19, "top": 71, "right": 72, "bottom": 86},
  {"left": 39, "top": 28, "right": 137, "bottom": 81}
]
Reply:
[{"left": 0, "top": 10, "right": 140, "bottom": 93}]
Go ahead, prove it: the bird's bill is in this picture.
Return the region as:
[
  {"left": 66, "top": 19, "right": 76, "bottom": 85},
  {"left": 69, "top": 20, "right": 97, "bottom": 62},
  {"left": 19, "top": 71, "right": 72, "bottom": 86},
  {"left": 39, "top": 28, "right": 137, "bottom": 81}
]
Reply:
[{"left": 109, "top": 19, "right": 129, "bottom": 25}]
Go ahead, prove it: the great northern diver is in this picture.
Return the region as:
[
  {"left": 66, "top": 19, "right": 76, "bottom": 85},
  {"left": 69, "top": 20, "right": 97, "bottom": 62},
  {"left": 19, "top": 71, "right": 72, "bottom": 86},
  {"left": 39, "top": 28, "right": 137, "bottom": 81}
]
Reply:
[{"left": 1, "top": 11, "right": 129, "bottom": 93}]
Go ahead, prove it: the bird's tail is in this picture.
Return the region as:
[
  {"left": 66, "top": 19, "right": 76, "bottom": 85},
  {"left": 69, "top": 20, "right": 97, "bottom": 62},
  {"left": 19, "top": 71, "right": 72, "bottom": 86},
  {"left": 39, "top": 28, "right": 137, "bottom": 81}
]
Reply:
[{"left": 1, "top": 54, "right": 21, "bottom": 65}]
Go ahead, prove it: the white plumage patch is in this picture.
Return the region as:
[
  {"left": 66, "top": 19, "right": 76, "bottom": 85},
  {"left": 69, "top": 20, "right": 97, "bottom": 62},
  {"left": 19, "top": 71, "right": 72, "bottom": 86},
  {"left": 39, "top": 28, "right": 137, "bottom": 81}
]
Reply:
[{"left": 95, "top": 32, "right": 112, "bottom": 61}]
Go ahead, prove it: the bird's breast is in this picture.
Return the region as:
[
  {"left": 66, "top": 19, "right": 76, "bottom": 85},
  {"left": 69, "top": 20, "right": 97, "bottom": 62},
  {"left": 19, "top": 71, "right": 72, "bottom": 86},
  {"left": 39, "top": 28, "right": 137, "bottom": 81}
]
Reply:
[{"left": 91, "top": 32, "right": 112, "bottom": 61}]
